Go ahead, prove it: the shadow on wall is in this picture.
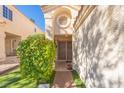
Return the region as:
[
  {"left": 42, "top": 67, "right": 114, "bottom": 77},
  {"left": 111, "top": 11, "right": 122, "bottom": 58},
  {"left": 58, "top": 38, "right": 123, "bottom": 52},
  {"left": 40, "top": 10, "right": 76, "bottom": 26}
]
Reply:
[
  {"left": 46, "top": 25, "right": 53, "bottom": 40},
  {"left": 73, "top": 6, "right": 124, "bottom": 88}
]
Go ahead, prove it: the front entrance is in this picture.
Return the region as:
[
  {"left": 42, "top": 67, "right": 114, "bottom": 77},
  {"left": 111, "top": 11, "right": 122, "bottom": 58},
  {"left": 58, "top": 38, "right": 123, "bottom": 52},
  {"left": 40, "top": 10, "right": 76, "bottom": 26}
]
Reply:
[
  {"left": 5, "top": 32, "right": 21, "bottom": 56},
  {"left": 57, "top": 41, "right": 72, "bottom": 61},
  {"left": 55, "top": 35, "right": 72, "bottom": 71}
]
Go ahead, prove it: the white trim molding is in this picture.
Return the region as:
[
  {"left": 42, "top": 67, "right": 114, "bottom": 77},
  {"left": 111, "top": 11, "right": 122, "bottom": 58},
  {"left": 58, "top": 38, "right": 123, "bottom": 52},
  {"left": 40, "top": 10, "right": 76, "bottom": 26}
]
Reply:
[{"left": 73, "top": 5, "right": 96, "bottom": 31}]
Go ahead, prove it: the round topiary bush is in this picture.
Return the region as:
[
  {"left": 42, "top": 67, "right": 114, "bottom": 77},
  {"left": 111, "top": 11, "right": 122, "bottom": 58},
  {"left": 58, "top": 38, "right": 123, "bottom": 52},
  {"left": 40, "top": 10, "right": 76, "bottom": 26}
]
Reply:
[{"left": 16, "top": 34, "right": 56, "bottom": 84}]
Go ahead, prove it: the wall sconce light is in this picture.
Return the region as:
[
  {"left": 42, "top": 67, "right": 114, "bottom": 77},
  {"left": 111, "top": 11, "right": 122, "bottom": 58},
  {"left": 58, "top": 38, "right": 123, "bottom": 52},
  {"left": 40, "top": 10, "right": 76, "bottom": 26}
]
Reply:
[{"left": 0, "top": 21, "right": 6, "bottom": 26}]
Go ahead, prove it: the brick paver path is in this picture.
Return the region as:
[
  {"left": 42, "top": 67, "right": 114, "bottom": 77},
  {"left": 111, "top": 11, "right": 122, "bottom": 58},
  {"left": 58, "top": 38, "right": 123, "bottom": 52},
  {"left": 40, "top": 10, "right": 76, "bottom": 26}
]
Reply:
[
  {"left": 0, "top": 64, "right": 18, "bottom": 74},
  {"left": 0, "top": 56, "right": 19, "bottom": 74},
  {"left": 55, "top": 61, "right": 68, "bottom": 71},
  {"left": 53, "top": 61, "right": 75, "bottom": 88}
]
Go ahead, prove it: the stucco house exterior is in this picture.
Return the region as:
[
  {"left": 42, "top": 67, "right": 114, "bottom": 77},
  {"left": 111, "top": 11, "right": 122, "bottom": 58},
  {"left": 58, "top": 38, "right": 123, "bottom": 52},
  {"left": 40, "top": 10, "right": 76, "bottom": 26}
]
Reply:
[
  {"left": 0, "top": 5, "right": 43, "bottom": 62},
  {"left": 1, "top": 5, "right": 124, "bottom": 88},
  {"left": 41, "top": 5, "right": 124, "bottom": 88}
]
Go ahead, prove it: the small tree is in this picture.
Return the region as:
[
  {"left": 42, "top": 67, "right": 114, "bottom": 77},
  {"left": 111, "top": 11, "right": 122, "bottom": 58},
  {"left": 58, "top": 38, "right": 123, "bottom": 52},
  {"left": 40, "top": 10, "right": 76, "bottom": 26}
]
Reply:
[{"left": 16, "top": 34, "right": 56, "bottom": 84}]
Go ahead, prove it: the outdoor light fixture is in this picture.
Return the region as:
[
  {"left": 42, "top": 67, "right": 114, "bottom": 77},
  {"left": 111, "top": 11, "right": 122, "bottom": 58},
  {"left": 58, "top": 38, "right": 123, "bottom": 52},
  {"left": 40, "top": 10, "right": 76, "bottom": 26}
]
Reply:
[
  {"left": 0, "top": 21, "right": 6, "bottom": 25},
  {"left": 0, "top": 19, "right": 7, "bottom": 27}
]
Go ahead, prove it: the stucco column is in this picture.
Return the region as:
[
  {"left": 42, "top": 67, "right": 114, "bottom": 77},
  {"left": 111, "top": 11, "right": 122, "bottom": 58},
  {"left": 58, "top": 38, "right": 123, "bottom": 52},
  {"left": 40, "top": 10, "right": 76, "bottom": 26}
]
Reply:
[{"left": 0, "top": 32, "right": 6, "bottom": 62}]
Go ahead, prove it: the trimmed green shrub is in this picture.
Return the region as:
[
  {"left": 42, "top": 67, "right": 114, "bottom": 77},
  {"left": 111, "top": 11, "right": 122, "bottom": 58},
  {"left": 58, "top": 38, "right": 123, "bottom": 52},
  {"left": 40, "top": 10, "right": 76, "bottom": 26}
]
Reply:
[{"left": 16, "top": 34, "right": 56, "bottom": 84}]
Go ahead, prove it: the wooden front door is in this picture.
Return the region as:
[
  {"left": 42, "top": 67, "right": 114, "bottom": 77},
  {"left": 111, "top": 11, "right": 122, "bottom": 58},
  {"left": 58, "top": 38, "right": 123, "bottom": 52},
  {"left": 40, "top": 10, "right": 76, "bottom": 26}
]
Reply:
[{"left": 57, "top": 41, "right": 72, "bottom": 61}]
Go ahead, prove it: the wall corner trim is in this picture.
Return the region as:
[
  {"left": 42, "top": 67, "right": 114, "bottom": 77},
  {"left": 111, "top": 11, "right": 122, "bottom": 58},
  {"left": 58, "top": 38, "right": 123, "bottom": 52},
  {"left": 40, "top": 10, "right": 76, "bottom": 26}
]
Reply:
[{"left": 73, "top": 5, "right": 96, "bottom": 31}]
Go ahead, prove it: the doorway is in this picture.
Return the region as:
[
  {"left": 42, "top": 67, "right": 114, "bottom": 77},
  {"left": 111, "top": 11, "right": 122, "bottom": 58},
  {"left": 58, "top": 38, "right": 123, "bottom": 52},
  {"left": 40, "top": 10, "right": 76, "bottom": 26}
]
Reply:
[
  {"left": 5, "top": 32, "right": 21, "bottom": 56},
  {"left": 55, "top": 35, "right": 72, "bottom": 71},
  {"left": 57, "top": 41, "right": 72, "bottom": 61}
]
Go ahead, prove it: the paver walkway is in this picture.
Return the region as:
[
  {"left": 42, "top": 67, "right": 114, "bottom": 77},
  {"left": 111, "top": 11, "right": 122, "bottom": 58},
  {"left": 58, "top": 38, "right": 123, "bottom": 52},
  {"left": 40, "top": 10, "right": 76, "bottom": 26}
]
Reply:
[
  {"left": 0, "top": 56, "right": 19, "bottom": 74},
  {"left": 55, "top": 61, "right": 72, "bottom": 71},
  {"left": 53, "top": 61, "right": 75, "bottom": 88}
]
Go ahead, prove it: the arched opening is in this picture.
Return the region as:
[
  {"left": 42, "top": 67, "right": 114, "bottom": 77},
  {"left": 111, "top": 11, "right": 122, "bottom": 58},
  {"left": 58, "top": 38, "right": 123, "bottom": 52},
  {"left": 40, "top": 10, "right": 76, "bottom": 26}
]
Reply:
[{"left": 52, "top": 7, "right": 72, "bottom": 71}]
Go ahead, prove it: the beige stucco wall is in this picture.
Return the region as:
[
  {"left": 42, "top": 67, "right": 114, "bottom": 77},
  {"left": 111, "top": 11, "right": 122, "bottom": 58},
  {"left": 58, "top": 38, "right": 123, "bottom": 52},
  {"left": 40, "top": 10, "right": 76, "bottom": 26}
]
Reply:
[
  {"left": 73, "top": 6, "right": 124, "bottom": 87},
  {"left": 0, "top": 32, "right": 6, "bottom": 61},
  {"left": 0, "top": 5, "right": 43, "bottom": 61}
]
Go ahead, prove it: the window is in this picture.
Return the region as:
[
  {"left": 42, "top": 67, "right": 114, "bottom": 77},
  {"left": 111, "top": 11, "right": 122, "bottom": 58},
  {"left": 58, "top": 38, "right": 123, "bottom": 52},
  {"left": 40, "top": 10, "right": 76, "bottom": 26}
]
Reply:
[
  {"left": 3, "top": 5, "right": 7, "bottom": 18},
  {"left": 9, "top": 10, "right": 13, "bottom": 21},
  {"left": 34, "top": 28, "right": 37, "bottom": 32},
  {"left": 56, "top": 14, "right": 71, "bottom": 28},
  {"left": 3, "top": 5, "right": 13, "bottom": 21}
]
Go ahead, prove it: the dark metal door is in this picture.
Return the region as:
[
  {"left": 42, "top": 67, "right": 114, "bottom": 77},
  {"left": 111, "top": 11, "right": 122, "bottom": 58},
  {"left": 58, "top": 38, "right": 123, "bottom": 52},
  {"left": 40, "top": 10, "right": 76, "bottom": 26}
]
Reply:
[
  {"left": 67, "top": 41, "right": 72, "bottom": 61},
  {"left": 57, "top": 41, "right": 72, "bottom": 61},
  {"left": 57, "top": 41, "right": 66, "bottom": 60}
]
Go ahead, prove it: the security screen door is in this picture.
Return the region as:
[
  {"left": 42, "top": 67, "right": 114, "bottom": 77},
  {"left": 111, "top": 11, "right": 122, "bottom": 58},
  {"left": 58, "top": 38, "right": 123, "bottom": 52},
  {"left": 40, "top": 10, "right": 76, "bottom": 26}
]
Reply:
[
  {"left": 67, "top": 41, "right": 72, "bottom": 61},
  {"left": 57, "top": 41, "right": 72, "bottom": 61}
]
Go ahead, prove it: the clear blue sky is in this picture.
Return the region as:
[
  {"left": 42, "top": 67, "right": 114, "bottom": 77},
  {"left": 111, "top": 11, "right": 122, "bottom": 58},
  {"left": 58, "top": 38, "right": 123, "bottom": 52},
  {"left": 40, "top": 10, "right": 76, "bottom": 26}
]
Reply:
[{"left": 15, "top": 5, "right": 45, "bottom": 32}]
